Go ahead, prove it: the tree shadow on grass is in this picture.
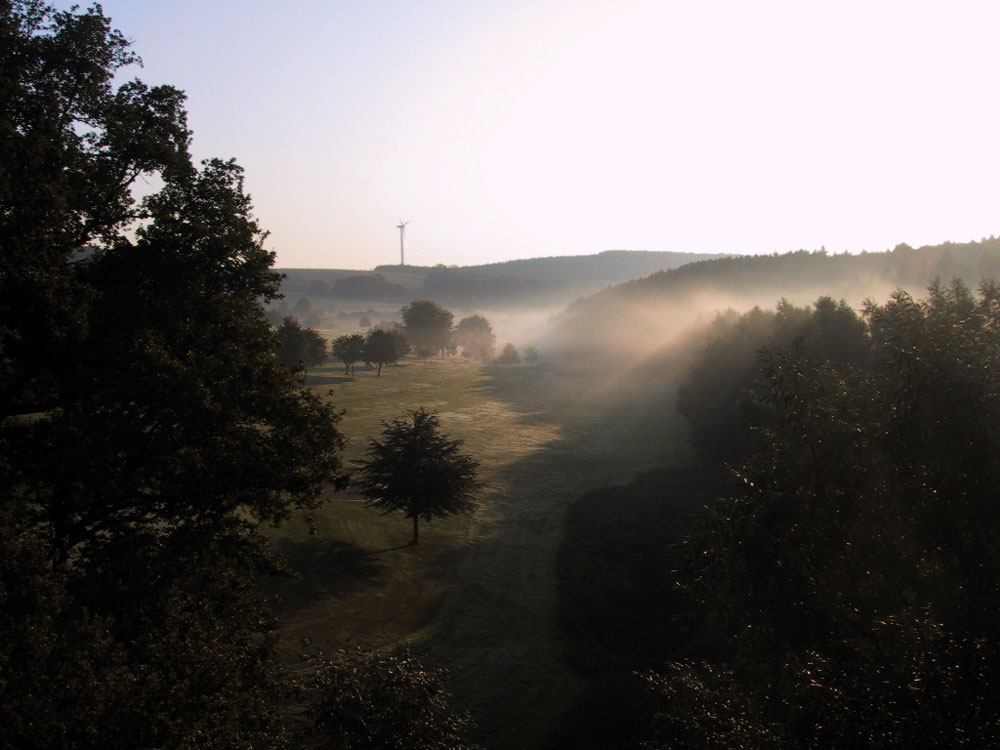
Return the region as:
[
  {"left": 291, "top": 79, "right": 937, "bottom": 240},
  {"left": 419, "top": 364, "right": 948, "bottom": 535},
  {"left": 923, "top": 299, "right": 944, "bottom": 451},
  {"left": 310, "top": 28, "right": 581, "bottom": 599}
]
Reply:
[
  {"left": 540, "top": 465, "right": 732, "bottom": 750},
  {"left": 264, "top": 538, "right": 383, "bottom": 610},
  {"left": 417, "top": 355, "right": 712, "bottom": 749}
]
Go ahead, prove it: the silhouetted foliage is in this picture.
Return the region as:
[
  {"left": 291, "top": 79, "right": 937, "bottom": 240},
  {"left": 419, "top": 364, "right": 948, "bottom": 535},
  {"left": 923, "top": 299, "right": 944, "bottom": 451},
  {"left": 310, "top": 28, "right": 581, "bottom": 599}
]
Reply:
[
  {"left": 651, "top": 280, "right": 1000, "bottom": 748},
  {"left": 276, "top": 316, "right": 328, "bottom": 382},
  {"left": 523, "top": 345, "right": 539, "bottom": 365},
  {"left": 363, "top": 327, "right": 408, "bottom": 376},
  {"left": 455, "top": 314, "right": 495, "bottom": 361},
  {"left": 331, "top": 333, "right": 366, "bottom": 375},
  {"left": 354, "top": 408, "right": 480, "bottom": 545},
  {"left": 676, "top": 296, "right": 868, "bottom": 462},
  {"left": 0, "top": 4, "right": 348, "bottom": 746},
  {"left": 309, "top": 646, "right": 479, "bottom": 749},
  {"left": 402, "top": 299, "right": 454, "bottom": 357},
  {"left": 495, "top": 342, "right": 522, "bottom": 366}
]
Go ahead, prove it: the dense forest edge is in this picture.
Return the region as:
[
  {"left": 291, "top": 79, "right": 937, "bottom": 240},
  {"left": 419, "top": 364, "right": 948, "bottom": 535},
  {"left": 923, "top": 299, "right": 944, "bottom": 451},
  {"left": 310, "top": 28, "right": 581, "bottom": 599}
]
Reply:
[
  {"left": 546, "top": 237, "right": 1000, "bottom": 359},
  {"left": 546, "top": 278, "right": 1000, "bottom": 748}
]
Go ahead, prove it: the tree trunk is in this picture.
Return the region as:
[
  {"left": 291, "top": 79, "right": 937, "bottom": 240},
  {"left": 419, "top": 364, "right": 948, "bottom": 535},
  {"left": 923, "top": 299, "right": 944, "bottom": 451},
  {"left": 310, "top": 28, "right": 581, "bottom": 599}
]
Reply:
[
  {"left": 412, "top": 515, "right": 419, "bottom": 545},
  {"left": 376, "top": 362, "right": 382, "bottom": 376}
]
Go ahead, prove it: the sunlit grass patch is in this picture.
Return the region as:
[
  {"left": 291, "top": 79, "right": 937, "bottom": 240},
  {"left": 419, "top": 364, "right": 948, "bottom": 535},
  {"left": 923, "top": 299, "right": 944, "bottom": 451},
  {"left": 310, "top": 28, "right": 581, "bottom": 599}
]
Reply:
[
  {"left": 268, "top": 350, "right": 697, "bottom": 748},
  {"left": 269, "top": 356, "right": 553, "bottom": 650}
]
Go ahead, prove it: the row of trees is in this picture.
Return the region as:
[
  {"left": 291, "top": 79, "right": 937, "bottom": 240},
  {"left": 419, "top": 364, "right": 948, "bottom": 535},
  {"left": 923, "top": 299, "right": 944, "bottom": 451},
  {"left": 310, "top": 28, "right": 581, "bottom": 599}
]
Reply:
[
  {"left": 327, "top": 302, "right": 539, "bottom": 375},
  {"left": 283, "top": 313, "right": 540, "bottom": 383},
  {"left": 400, "top": 300, "right": 537, "bottom": 365},
  {"left": 401, "top": 300, "right": 499, "bottom": 362},
  {"left": 656, "top": 280, "right": 1000, "bottom": 746},
  {"left": 330, "top": 327, "right": 410, "bottom": 376}
]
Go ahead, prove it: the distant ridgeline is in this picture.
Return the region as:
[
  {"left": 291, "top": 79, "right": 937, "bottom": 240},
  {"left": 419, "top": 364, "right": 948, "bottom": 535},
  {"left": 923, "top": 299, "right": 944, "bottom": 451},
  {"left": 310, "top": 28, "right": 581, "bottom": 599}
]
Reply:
[
  {"left": 550, "top": 237, "right": 1000, "bottom": 356},
  {"left": 275, "top": 250, "right": 725, "bottom": 308}
]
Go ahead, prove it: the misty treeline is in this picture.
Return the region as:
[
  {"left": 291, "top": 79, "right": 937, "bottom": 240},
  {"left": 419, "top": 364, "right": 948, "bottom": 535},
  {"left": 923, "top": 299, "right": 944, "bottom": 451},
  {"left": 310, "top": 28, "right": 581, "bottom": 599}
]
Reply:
[
  {"left": 0, "top": 4, "right": 476, "bottom": 748},
  {"left": 609, "top": 240, "right": 1000, "bottom": 307},
  {"left": 645, "top": 279, "right": 1000, "bottom": 747},
  {"left": 273, "top": 295, "right": 533, "bottom": 381},
  {"left": 406, "top": 249, "right": 729, "bottom": 307},
  {"left": 275, "top": 250, "right": 722, "bottom": 309},
  {"left": 323, "top": 300, "right": 527, "bottom": 373},
  {"left": 677, "top": 295, "right": 867, "bottom": 462},
  {"left": 550, "top": 237, "right": 1000, "bottom": 359}
]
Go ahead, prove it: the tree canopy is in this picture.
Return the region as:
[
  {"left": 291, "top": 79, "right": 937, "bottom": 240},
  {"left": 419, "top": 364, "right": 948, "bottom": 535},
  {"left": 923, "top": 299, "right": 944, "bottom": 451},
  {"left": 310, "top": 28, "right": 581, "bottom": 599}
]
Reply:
[
  {"left": 652, "top": 280, "right": 1000, "bottom": 747},
  {"left": 309, "top": 647, "right": 478, "bottom": 749},
  {"left": 0, "top": 3, "right": 347, "bottom": 745},
  {"left": 331, "top": 333, "right": 366, "bottom": 375},
  {"left": 495, "top": 342, "right": 521, "bottom": 365},
  {"left": 455, "top": 314, "right": 495, "bottom": 361},
  {"left": 401, "top": 299, "right": 454, "bottom": 357},
  {"left": 275, "top": 316, "right": 328, "bottom": 382},
  {"left": 353, "top": 408, "right": 480, "bottom": 545},
  {"left": 364, "top": 326, "right": 409, "bottom": 376},
  {"left": 676, "top": 296, "right": 868, "bottom": 462}
]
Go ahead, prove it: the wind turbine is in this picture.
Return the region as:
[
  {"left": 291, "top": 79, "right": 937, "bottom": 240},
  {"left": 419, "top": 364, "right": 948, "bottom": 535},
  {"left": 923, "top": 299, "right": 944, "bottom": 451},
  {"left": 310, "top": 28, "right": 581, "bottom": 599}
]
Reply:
[{"left": 396, "top": 218, "right": 410, "bottom": 266}]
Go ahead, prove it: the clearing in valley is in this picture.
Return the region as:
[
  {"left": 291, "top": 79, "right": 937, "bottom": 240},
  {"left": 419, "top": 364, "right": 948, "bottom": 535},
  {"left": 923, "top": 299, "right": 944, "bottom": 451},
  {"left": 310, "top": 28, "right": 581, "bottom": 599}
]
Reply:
[{"left": 271, "top": 344, "right": 694, "bottom": 748}]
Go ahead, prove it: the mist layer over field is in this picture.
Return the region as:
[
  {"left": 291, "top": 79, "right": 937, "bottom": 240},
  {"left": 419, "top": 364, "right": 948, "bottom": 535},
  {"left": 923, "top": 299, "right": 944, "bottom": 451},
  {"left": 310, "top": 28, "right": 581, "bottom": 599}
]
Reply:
[{"left": 541, "top": 239, "right": 1000, "bottom": 364}]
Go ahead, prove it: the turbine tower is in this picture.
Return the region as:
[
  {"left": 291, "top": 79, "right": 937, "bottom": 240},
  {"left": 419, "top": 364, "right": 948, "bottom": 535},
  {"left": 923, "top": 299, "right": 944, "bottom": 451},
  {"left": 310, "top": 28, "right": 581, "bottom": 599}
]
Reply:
[{"left": 396, "top": 218, "right": 410, "bottom": 266}]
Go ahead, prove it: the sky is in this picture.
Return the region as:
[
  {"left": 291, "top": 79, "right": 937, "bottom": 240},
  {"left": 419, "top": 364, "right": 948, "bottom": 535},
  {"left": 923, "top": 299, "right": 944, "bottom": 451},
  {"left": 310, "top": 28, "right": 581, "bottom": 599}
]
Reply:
[{"left": 57, "top": 1, "right": 1000, "bottom": 269}]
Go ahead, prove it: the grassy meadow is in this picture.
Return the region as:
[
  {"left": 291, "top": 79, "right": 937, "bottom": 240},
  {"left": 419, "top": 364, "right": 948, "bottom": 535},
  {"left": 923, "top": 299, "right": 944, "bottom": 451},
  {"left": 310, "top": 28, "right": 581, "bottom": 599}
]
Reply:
[{"left": 268, "top": 332, "right": 709, "bottom": 748}]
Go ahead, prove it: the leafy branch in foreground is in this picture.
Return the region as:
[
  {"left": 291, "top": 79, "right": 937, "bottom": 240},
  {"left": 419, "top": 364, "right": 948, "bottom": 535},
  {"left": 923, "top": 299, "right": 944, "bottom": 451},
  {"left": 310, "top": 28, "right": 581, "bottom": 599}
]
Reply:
[
  {"left": 308, "top": 646, "right": 479, "bottom": 750},
  {"left": 1, "top": 3, "right": 348, "bottom": 746}
]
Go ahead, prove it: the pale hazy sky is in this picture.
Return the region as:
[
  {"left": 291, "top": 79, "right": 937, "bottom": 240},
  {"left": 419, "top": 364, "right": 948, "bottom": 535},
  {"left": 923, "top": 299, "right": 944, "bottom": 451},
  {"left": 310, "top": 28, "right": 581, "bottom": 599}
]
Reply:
[{"left": 62, "top": 1, "right": 1000, "bottom": 269}]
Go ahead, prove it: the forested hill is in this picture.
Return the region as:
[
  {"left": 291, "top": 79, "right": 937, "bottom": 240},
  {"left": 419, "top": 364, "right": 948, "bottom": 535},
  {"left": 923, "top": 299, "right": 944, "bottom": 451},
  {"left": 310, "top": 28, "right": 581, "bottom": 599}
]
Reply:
[
  {"left": 277, "top": 249, "right": 725, "bottom": 308},
  {"left": 549, "top": 237, "right": 1000, "bottom": 356},
  {"left": 407, "top": 249, "right": 729, "bottom": 285}
]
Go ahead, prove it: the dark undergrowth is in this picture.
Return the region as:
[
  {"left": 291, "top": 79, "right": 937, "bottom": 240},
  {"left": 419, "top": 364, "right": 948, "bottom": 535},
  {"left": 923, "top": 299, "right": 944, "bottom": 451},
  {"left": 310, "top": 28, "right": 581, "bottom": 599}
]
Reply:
[{"left": 542, "top": 465, "right": 731, "bottom": 750}]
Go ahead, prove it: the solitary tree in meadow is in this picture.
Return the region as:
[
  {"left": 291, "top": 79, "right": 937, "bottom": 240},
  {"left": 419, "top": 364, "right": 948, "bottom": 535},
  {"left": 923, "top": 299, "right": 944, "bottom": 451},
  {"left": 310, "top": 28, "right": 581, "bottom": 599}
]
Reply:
[
  {"left": 496, "top": 342, "right": 521, "bottom": 365},
  {"left": 523, "top": 345, "right": 539, "bottom": 366},
  {"left": 363, "top": 327, "right": 408, "bottom": 376},
  {"left": 354, "top": 408, "right": 480, "bottom": 545},
  {"left": 0, "top": 4, "right": 348, "bottom": 743},
  {"left": 401, "top": 299, "right": 454, "bottom": 357},
  {"left": 455, "top": 314, "right": 495, "bottom": 361}
]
